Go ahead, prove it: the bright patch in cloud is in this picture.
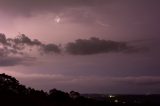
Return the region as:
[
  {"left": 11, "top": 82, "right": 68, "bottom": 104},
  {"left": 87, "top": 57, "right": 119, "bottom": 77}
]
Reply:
[{"left": 54, "top": 16, "right": 61, "bottom": 23}]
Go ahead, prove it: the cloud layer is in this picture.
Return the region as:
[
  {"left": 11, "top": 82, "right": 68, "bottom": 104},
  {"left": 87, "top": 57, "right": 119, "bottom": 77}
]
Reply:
[
  {"left": 65, "top": 37, "right": 138, "bottom": 55},
  {"left": 0, "top": 33, "right": 145, "bottom": 66},
  {"left": 0, "top": 33, "right": 60, "bottom": 55},
  {"left": 4, "top": 70, "right": 160, "bottom": 93},
  {"left": 0, "top": 0, "right": 109, "bottom": 15},
  {"left": 8, "top": 71, "right": 160, "bottom": 86},
  {"left": 0, "top": 33, "right": 60, "bottom": 66}
]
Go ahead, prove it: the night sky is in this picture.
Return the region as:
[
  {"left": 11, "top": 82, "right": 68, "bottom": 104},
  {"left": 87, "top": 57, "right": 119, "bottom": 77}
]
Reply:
[{"left": 0, "top": 0, "right": 160, "bottom": 94}]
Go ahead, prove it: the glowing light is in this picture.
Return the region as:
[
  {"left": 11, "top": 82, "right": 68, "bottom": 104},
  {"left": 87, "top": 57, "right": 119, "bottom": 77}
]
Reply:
[
  {"left": 114, "top": 100, "right": 118, "bottom": 103},
  {"left": 109, "top": 95, "right": 115, "bottom": 98},
  {"left": 54, "top": 16, "right": 61, "bottom": 23}
]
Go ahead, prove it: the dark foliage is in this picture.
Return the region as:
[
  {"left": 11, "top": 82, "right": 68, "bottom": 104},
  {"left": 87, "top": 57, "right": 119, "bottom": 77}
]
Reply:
[{"left": 0, "top": 73, "right": 159, "bottom": 106}]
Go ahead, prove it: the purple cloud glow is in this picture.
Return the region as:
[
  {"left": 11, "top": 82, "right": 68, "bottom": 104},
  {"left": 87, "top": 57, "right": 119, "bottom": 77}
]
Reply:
[{"left": 0, "top": 0, "right": 160, "bottom": 94}]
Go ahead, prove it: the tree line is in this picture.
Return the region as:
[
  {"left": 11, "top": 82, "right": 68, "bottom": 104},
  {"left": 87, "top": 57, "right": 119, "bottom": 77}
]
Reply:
[{"left": 0, "top": 73, "right": 107, "bottom": 106}]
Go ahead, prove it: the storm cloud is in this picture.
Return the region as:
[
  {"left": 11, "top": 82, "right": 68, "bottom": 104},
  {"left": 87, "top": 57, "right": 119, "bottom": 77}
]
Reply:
[
  {"left": 65, "top": 37, "right": 140, "bottom": 55},
  {"left": 0, "top": 33, "right": 61, "bottom": 54},
  {"left": 0, "top": 33, "right": 146, "bottom": 67},
  {"left": 1, "top": 33, "right": 147, "bottom": 56},
  {"left": 0, "top": 33, "right": 61, "bottom": 66}
]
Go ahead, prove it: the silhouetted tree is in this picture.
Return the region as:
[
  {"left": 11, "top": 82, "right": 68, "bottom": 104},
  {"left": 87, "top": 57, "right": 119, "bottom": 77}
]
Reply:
[
  {"left": 0, "top": 73, "right": 158, "bottom": 106},
  {"left": 27, "top": 87, "right": 47, "bottom": 98},
  {"left": 49, "top": 88, "right": 70, "bottom": 102},
  {"left": 70, "top": 91, "right": 80, "bottom": 99},
  {"left": 0, "top": 73, "right": 26, "bottom": 95}
]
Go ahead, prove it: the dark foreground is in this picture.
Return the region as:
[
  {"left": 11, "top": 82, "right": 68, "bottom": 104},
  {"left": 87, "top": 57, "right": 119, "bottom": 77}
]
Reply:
[{"left": 0, "top": 73, "right": 160, "bottom": 106}]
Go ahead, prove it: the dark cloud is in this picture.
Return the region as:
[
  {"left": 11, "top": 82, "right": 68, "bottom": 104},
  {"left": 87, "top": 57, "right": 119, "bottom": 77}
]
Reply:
[
  {"left": 13, "top": 34, "right": 42, "bottom": 46},
  {"left": 0, "top": 33, "right": 147, "bottom": 67},
  {"left": 0, "top": 33, "right": 61, "bottom": 54},
  {"left": 0, "top": 39, "right": 35, "bottom": 67},
  {"left": 0, "top": 33, "right": 7, "bottom": 44},
  {"left": 0, "top": 33, "right": 61, "bottom": 67},
  {"left": 2, "top": 34, "right": 144, "bottom": 56},
  {"left": 0, "top": 40, "right": 33, "bottom": 67},
  {"left": 65, "top": 37, "right": 141, "bottom": 55},
  {"left": 40, "top": 44, "right": 61, "bottom": 54}
]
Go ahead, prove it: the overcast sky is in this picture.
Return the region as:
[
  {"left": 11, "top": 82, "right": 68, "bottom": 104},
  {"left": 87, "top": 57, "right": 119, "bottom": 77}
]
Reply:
[{"left": 0, "top": 0, "right": 160, "bottom": 94}]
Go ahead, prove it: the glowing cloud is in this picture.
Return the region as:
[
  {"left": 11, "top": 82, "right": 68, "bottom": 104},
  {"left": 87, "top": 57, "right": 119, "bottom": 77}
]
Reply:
[{"left": 54, "top": 16, "right": 61, "bottom": 23}]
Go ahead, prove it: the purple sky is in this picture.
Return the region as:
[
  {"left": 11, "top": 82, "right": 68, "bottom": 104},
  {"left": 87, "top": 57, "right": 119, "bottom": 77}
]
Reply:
[{"left": 0, "top": 0, "right": 160, "bottom": 94}]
